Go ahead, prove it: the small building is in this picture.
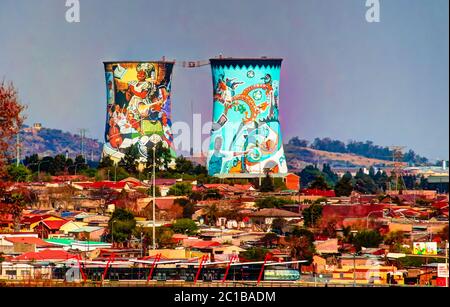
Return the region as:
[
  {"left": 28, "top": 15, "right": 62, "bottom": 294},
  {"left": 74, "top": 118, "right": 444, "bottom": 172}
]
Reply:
[{"left": 35, "top": 220, "right": 69, "bottom": 239}]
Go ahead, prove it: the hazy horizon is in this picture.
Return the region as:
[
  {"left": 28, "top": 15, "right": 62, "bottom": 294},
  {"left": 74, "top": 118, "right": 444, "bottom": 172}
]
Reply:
[{"left": 0, "top": 0, "right": 448, "bottom": 160}]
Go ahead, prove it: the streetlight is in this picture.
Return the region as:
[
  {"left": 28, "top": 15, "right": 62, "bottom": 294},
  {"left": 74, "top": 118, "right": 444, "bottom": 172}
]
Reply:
[
  {"left": 67, "top": 162, "right": 85, "bottom": 176},
  {"left": 28, "top": 160, "right": 50, "bottom": 181},
  {"left": 152, "top": 145, "right": 156, "bottom": 250}
]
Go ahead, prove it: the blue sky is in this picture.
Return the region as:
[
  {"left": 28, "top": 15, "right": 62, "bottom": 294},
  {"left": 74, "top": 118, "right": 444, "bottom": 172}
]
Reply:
[{"left": 0, "top": 0, "right": 448, "bottom": 159}]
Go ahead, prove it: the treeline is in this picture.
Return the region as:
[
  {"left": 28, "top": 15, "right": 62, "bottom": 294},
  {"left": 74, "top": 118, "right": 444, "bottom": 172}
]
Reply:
[
  {"left": 298, "top": 164, "right": 431, "bottom": 196},
  {"left": 288, "top": 137, "right": 428, "bottom": 165}
]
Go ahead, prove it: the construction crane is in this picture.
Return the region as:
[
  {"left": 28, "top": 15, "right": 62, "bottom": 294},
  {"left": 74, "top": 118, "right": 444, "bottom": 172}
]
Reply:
[{"left": 179, "top": 60, "right": 210, "bottom": 68}]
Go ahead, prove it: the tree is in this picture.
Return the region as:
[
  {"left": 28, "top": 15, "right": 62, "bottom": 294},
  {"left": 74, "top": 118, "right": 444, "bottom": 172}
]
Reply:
[
  {"left": 175, "top": 198, "right": 196, "bottom": 219},
  {"left": 302, "top": 204, "right": 323, "bottom": 228},
  {"left": 98, "top": 156, "right": 114, "bottom": 169},
  {"left": 309, "top": 175, "right": 329, "bottom": 190},
  {"left": 255, "top": 197, "right": 296, "bottom": 209},
  {"left": 260, "top": 233, "right": 279, "bottom": 248},
  {"left": 354, "top": 169, "right": 379, "bottom": 194},
  {"left": 271, "top": 218, "right": 287, "bottom": 235},
  {"left": 147, "top": 185, "right": 161, "bottom": 197},
  {"left": 175, "top": 156, "right": 194, "bottom": 174},
  {"left": 334, "top": 172, "right": 353, "bottom": 196},
  {"left": 119, "top": 144, "right": 139, "bottom": 174},
  {"left": 0, "top": 81, "right": 25, "bottom": 175},
  {"left": 6, "top": 164, "right": 31, "bottom": 182},
  {"left": 108, "top": 208, "right": 136, "bottom": 246},
  {"left": 0, "top": 187, "right": 37, "bottom": 231},
  {"left": 146, "top": 142, "right": 172, "bottom": 172},
  {"left": 204, "top": 204, "right": 219, "bottom": 226},
  {"left": 260, "top": 173, "right": 275, "bottom": 192},
  {"left": 287, "top": 227, "right": 316, "bottom": 263},
  {"left": 172, "top": 218, "right": 198, "bottom": 235},
  {"left": 241, "top": 247, "right": 269, "bottom": 261},
  {"left": 299, "top": 165, "right": 323, "bottom": 188},
  {"left": 322, "top": 164, "right": 338, "bottom": 187},
  {"left": 167, "top": 182, "right": 192, "bottom": 196},
  {"left": 353, "top": 230, "right": 383, "bottom": 250},
  {"left": 288, "top": 137, "right": 309, "bottom": 147}
]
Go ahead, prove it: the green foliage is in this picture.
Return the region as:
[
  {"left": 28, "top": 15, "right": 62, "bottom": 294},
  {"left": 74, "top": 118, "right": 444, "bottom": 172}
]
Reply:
[
  {"left": 354, "top": 168, "right": 379, "bottom": 194},
  {"left": 145, "top": 142, "right": 173, "bottom": 172},
  {"left": 147, "top": 185, "right": 161, "bottom": 197},
  {"left": 260, "top": 173, "right": 275, "bottom": 192},
  {"left": 80, "top": 167, "right": 97, "bottom": 178},
  {"left": 288, "top": 137, "right": 309, "bottom": 147},
  {"left": 255, "top": 197, "right": 296, "bottom": 209},
  {"left": 271, "top": 218, "right": 287, "bottom": 234},
  {"left": 287, "top": 227, "right": 316, "bottom": 263},
  {"left": 241, "top": 247, "right": 269, "bottom": 261},
  {"left": 6, "top": 164, "right": 31, "bottom": 182},
  {"left": 309, "top": 175, "right": 330, "bottom": 190},
  {"left": 109, "top": 208, "right": 136, "bottom": 244},
  {"left": 168, "top": 182, "right": 192, "bottom": 196},
  {"left": 302, "top": 204, "right": 323, "bottom": 228},
  {"left": 171, "top": 218, "right": 198, "bottom": 235},
  {"left": 98, "top": 156, "right": 114, "bottom": 169},
  {"left": 273, "top": 178, "right": 288, "bottom": 191},
  {"left": 259, "top": 233, "right": 279, "bottom": 248},
  {"left": 119, "top": 144, "right": 139, "bottom": 174},
  {"left": 299, "top": 165, "right": 322, "bottom": 188},
  {"left": 175, "top": 198, "right": 196, "bottom": 219},
  {"left": 334, "top": 172, "right": 353, "bottom": 196},
  {"left": 322, "top": 164, "right": 338, "bottom": 187},
  {"left": 353, "top": 230, "right": 383, "bottom": 250}
]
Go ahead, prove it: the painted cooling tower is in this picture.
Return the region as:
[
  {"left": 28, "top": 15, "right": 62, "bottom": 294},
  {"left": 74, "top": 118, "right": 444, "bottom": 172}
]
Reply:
[
  {"left": 103, "top": 61, "right": 175, "bottom": 162},
  {"left": 207, "top": 58, "right": 288, "bottom": 176}
]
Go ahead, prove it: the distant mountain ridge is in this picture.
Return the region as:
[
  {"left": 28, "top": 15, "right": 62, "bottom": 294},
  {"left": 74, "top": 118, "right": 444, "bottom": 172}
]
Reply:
[{"left": 12, "top": 125, "right": 103, "bottom": 162}]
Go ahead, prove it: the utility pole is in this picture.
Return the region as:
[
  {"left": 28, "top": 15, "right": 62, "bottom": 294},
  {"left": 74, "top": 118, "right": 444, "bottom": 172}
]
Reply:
[
  {"left": 16, "top": 131, "right": 20, "bottom": 167},
  {"left": 78, "top": 128, "right": 88, "bottom": 160},
  {"left": 390, "top": 146, "right": 406, "bottom": 193}
]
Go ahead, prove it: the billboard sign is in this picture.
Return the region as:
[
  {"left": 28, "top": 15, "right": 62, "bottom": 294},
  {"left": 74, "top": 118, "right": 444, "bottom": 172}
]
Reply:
[
  {"left": 412, "top": 242, "right": 438, "bottom": 255},
  {"left": 437, "top": 263, "right": 449, "bottom": 278}
]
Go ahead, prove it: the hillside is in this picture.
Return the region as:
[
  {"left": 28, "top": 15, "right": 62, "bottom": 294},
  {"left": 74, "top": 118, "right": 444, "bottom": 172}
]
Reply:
[
  {"left": 13, "top": 126, "right": 103, "bottom": 161},
  {"left": 284, "top": 144, "right": 400, "bottom": 172},
  {"left": 10, "top": 126, "right": 410, "bottom": 169}
]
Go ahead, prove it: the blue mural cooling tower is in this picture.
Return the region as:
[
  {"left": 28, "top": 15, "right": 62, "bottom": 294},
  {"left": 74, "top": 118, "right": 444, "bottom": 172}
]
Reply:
[{"left": 206, "top": 58, "right": 288, "bottom": 176}]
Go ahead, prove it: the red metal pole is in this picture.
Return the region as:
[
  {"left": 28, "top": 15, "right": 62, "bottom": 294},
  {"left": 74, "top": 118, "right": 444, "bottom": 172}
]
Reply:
[
  {"left": 75, "top": 254, "right": 87, "bottom": 283},
  {"left": 257, "top": 253, "right": 271, "bottom": 285},
  {"left": 101, "top": 252, "right": 115, "bottom": 284},
  {"left": 147, "top": 253, "right": 161, "bottom": 283},
  {"left": 222, "top": 255, "right": 236, "bottom": 283},
  {"left": 194, "top": 255, "right": 208, "bottom": 284}
]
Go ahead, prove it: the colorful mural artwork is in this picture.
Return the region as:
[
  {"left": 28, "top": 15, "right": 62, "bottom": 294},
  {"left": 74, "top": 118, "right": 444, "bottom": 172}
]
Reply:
[
  {"left": 102, "top": 61, "right": 175, "bottom": 162},
  {"left": 207, "top": 58, "right": 288, "bottom": 176}
]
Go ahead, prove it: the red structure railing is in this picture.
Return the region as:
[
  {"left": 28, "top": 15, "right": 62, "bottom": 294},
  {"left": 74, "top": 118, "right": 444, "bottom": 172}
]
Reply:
[
  {"left": 147, "top": 253, "right": 162, "bottom": 283},
  {"left": 194, "top": 255, "right": 209, "bottom": 284}
]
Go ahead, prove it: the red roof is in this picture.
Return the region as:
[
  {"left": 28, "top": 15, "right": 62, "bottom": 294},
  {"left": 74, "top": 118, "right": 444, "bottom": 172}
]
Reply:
[
  {"left": 12, "top": 249, "right": 74, "bottom": 261},
  {"left": 75, "top": 180, "right": 143, "bottom": 190},
  {"left": 41, "top": 220, "right": 68, "bottom": 230},
  {"left": 21, "top": 214, "right": 61, "bottom": 225},
  {"left": 0, "top": 213, "right": 13, "bottom": 223},
  {"left": 4, "top": 236, "right": 56, "bottom": 247},
  {"left": 184, "top": 240, "right": 221, "bottom": 249},
  {"left": 301, "top": 189, "right": 336, "bottom": 197}
]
